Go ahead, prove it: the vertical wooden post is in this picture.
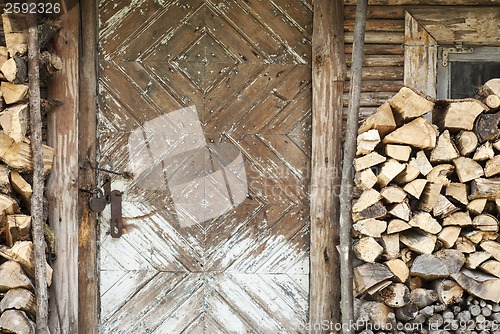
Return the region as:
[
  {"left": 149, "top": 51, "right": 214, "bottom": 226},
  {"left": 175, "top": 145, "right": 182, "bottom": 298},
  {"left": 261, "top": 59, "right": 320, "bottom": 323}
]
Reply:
[
  {"left": 339, "top": 0, "right": 367, "bottom": 333},
  {"left": 46, "top": 1, "right": 80, "bottom": 332},
  {"left": 27, "top": 7, "right": 50, "bottom": 334},
  {"left": 310, "top": 0, "right": 345, "bottom": 332},
  {"left": 79, "top": 0, "right": 99, "bottom": 332}
]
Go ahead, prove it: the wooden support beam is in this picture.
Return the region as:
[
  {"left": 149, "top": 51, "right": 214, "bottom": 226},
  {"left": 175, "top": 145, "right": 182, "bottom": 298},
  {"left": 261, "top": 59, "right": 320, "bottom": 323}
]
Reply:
[
  {"left": 46, "top": 1, "right": 80, "bottom": 332},
  {"left": 78, "top": 0, "right": 98, "bottom": 333},
  {"left": 310, "top": 0, "right": 345, "bottom": 331}
]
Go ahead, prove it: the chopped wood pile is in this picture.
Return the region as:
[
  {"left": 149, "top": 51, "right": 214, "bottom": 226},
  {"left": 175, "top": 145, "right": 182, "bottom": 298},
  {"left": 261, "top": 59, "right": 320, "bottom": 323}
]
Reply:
[
  {"left": 353, "top": 79, "right": 500, "bottom": 333},
  {"left": 0, "top": 13, "right": 59, "bottom": 334}
]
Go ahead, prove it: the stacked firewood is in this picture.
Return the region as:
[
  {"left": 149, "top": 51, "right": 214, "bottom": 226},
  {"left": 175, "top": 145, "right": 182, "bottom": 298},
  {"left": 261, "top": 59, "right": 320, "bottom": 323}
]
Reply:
[
  {"left": 0, "top": 13, "right": 59, "bottom": 334},
  {"left": 352, "top": 79, "right": 500, "bottom": 333}
]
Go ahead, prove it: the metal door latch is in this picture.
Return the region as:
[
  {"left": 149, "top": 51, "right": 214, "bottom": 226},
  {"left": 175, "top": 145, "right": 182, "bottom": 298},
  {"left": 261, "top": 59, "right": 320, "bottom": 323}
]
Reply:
[{"left": 85, "top": 178, "right": 123, "bottom": 238}]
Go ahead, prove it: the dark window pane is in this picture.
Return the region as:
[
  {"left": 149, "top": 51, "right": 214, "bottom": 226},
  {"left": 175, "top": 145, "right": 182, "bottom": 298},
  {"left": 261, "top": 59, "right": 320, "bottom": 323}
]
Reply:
[{"left": 450, "top": 62, "right": 500, "bottom": 99}]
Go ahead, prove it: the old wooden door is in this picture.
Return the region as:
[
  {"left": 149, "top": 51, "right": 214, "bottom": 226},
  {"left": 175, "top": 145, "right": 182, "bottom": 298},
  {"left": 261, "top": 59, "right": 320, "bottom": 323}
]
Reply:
[{"left": 97, "top": 1, "right": 312, "bottom": 332}]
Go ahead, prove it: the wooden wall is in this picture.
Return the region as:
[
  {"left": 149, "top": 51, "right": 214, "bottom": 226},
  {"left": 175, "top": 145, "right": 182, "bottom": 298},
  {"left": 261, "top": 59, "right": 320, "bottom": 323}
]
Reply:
[{"left": 343, "top": 0, "right": 500, "bottom": 122}]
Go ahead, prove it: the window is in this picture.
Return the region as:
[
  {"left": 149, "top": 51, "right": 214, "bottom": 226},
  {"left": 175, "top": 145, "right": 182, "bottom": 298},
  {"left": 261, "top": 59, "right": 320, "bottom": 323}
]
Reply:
[{"left": 437, "top": 47, "right": 500, "bottom": 99}]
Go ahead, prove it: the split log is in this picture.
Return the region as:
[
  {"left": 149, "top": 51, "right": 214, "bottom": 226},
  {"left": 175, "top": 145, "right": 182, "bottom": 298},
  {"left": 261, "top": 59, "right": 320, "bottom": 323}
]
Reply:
[
  {"left": 357, "top": 129, "right": 380, "bottom": 155},
  {"left": 39, "top": 51, "right": 63, "bottom": 84},
  {"left": 0, "top": 47, "right": 8, "bottom": 68},
  {"left": 433, "top": 99, "right": 486, "bottom": 132},
  {"left": 352, "top": 218, "right": 387, "bottom": 238},
  {"left": 381, "top": 233, "right": 400, "bottom": 259},
  {"left": 442, "top": 211, "right": 472, "bottom": 227},
  {"left": 0, "top": 288, "right": 36, "bottom": 318},
  {"left": 0, "top": 309, "right": 35, "bottom": 334},
  {"left": 354, "top": 168, "right": 378, "bottom": 191},
  {"left": 427, "top": 164, "right": 454, "bottom": 186},
  {"left": 455, "top": 237, "right": 476, "bottom": 253},
  {"left": 438, "top": 226, "right": 461, "bottom": 248},
  {"left": 408, "top": 212, "right": 442, "bottom": 234},
  {"left": 353, "top": 237, "right": 384, "bottom": 263},
  {"left": 0, "top": 82, "right": 29, "bottom": 105},
  {"left": 2, "top": 13, "right": 28, "bottom": 56},
  {"left": 410, "top": 151, "right": 433, "bottom": 176},
  {"left": 485, "top": 155, "right": 500, "bottom": 178},
  {"left": 419, "top": 182, "right": 442, "bottom": 212},
  {"left": 0, "top": 193, "right": 20, "bottom": 216},
  {"left": 475, "top": 111, "right": 500, "bottom": 143},
  {"left": 386, "top": 219, "right": 411, "bottom": 234},
  {"left": 352, "top": 189, "right": 381, "bottom": 213},
  {"left": 400, "top": 229, "right": 437, "bottom": 254},
  {"left": 387, "top": 200, "right": 411, "bottom": 221},
  {"left": 453, "top": 157, "right": 484, "bottom": 183},
  {"left": 0, "top": 261, "right": 33, "bottom": 291},
  {"left": 393, "top": 163, "right": 420, "bottom": 183},
  {"left": 430, "top": 280, "right": 464, "bottom": 306},
  {"left": 10, "top": 171, "right": 32, "bottom": 206},
  {"left": 385, "top": 144, "right": 411, "bottom": 162},
  {"left": 456, "top": 131, "right": 478, "bottom": 156},
  {"left": 403, "top": 178, "right": 427, "bottom": 199},
  {"left": 380, "top": 186, "right": 406, "bottom": 203},
  {"left": 378, "top": 283, "right": 410, "bottom": 308},
  {"left": 1, "top": 55, "right": 27, "bottom": 84},
  {"left": 446, "top": 183, "right": 468, "bottom": 206},
  {"left": 388, "top": 87, "right": 434, "bottom": 123},
  {"left": 394, "top": 302, "right": 418, "bottom": 321},
  {"left": 467, "top": 198, "right": 488, "bottom": 215},
  {"left": 469, "top": 178, "right": 500, "bottom": 200},
  {"left": 0, "top": 241, "right": 52, "bottom": 286},
  {"left": 473, "top": 142, "right": 495, "bottom": 161},
  {"left": 410, "top": 249, "right": 465, "bottom": 280},
  {"left": 382, "top": 117, "right": 438, "bottom": 149},
  {"left": 452, "top": 271, "right": 500, "bottom": 303},
  {"left": 472, "top": 214, "right": 499, "bottom": 232},
  {"left": 0, "top": 131, "right": 54, "bottom": 174},
  {"left": 0, "top": 103, "right": 29, "bottom": 142},
  {"left": 358, "top": 101, "right": 396, "bottom": 136},
  {"left": 353, "top": 263, "right": 394, "bottom": 296},
  {"left": 365, "top": 280, "right": 392, "bottom": 296},
  {"left": 479, "top": 260, "right": 500, "bottom": 277},
  {"left": 354, "top": 151, "right": 386, "bottom": 171},
  {"left": 6, "top": 215, "right": 31, "bottom": 247},
  {"left": 352, "top": 201, "right": 387, "bottom": 222},
  {"left": 480, "top": 241, "right": 500, "bottom": 262},
  {"left": 430, "top": 130, "right": 459, "bottom": 163},
  {"left": 376, "top": 159, "right": 406, "bottom": 187},
  {"left": 465, "top": 252, "right": 491, "bottom": 270},
  {"left": 433, "top": 195, "right": 458, "bottom": 217},
  {"left": 466, "top": 230, "right": 498, "bottom": 244},
  {"left": 385, "top": 259, "right": 409, "bottom": 283}
]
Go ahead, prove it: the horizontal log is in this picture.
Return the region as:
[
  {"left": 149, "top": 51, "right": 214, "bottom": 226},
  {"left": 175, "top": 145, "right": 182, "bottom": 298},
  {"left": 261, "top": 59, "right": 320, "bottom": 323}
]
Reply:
[
  {"left": 346, "top": 54, "right": 404, "bottom": 67},
  {"left": 342, "top": 92, "right": 399, "bottom": 107},
  {"left": 344, "top": 19, "right": 405, "bottom": 32},
  {"left": 344, "top": 43, "right": 404, "bottom": 55},
  {"left": 345, "top": 31, "right": 404, "bottom": 44},
  {"left": 344, "top": 6, "right": 405, "bottom": 19},
  {"left": 343, "top": 80, "right": 403, "bottom": 93},
  {"left": 346, "top": 66, "right": 404, "bottom": 81}
]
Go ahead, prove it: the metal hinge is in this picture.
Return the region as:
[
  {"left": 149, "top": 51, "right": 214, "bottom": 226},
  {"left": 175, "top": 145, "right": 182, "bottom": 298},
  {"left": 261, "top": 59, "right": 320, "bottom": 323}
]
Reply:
[{"left": 442, "top": 42, "right": 474, "bottom": 67}]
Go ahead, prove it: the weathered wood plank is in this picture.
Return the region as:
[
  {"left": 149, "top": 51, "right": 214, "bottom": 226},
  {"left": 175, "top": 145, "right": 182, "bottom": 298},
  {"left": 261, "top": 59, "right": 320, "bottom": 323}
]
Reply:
[
  {"left": 404, "top": 12, "right": 437, "bottom": 97},
  {"left": 408, "top": 7, "right": 500, "bottom": 46},
  {"left": 344, "top": 19, "right": 405, "bottom": 32},
  {"left": 79, "top": 0, "right": 98, "bottom": 333},
  {"left": 310, "top": 0, "right": 344, "bottom": 330},
  {"left": 46, "top": 1, "right": 80, "bottom": 333},
  {"left": 345, "top": 5, "right": 405, "bottom": 19}
]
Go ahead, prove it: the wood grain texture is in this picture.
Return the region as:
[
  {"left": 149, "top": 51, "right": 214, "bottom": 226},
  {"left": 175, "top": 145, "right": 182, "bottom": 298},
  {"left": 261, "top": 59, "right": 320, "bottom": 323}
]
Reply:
[
  {"left": 310, "top": 0, "right": 344, "bottom": 331},
  {"left": 98, "top": 0, "right": 312, "bottom": 332},
  {"left": 46, "top": 1, "right": 80, "bottom": 333},
  {"left": 79, "top": 0, "right": 98, "bottom": 333},
  {"left": 404, "top": 12, "right": 437, "bottom": 97},
  {"left": 345, "top": 0, "right": 500, "bottom": 4}
]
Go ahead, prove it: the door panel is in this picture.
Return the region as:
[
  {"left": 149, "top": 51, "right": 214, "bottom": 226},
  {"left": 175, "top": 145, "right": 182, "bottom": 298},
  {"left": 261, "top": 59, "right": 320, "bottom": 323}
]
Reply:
[{"left": 98, "top": 1, "right": 312, "bottom": 332}]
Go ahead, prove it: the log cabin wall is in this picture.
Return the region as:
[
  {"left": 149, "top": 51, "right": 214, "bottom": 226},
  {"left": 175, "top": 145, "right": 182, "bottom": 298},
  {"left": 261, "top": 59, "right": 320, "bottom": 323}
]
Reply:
[{"left": 343, "top": 0, "right": 500, "bottom": 123}]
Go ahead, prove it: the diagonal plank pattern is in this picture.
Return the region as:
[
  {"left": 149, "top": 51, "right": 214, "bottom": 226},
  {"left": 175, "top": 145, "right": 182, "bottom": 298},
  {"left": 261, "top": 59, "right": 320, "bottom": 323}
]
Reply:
[{"left": 98, "top": 0, "right": 312, "bottom": 332}]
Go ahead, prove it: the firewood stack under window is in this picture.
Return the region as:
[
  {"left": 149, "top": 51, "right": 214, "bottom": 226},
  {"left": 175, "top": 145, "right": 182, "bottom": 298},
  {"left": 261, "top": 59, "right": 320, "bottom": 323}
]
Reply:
[
  {"left": 353, "top": 80, "right": 500, "bottom": 333},
  {"left": 0, "top": 13, "right": 60, "bottom": 334}
]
